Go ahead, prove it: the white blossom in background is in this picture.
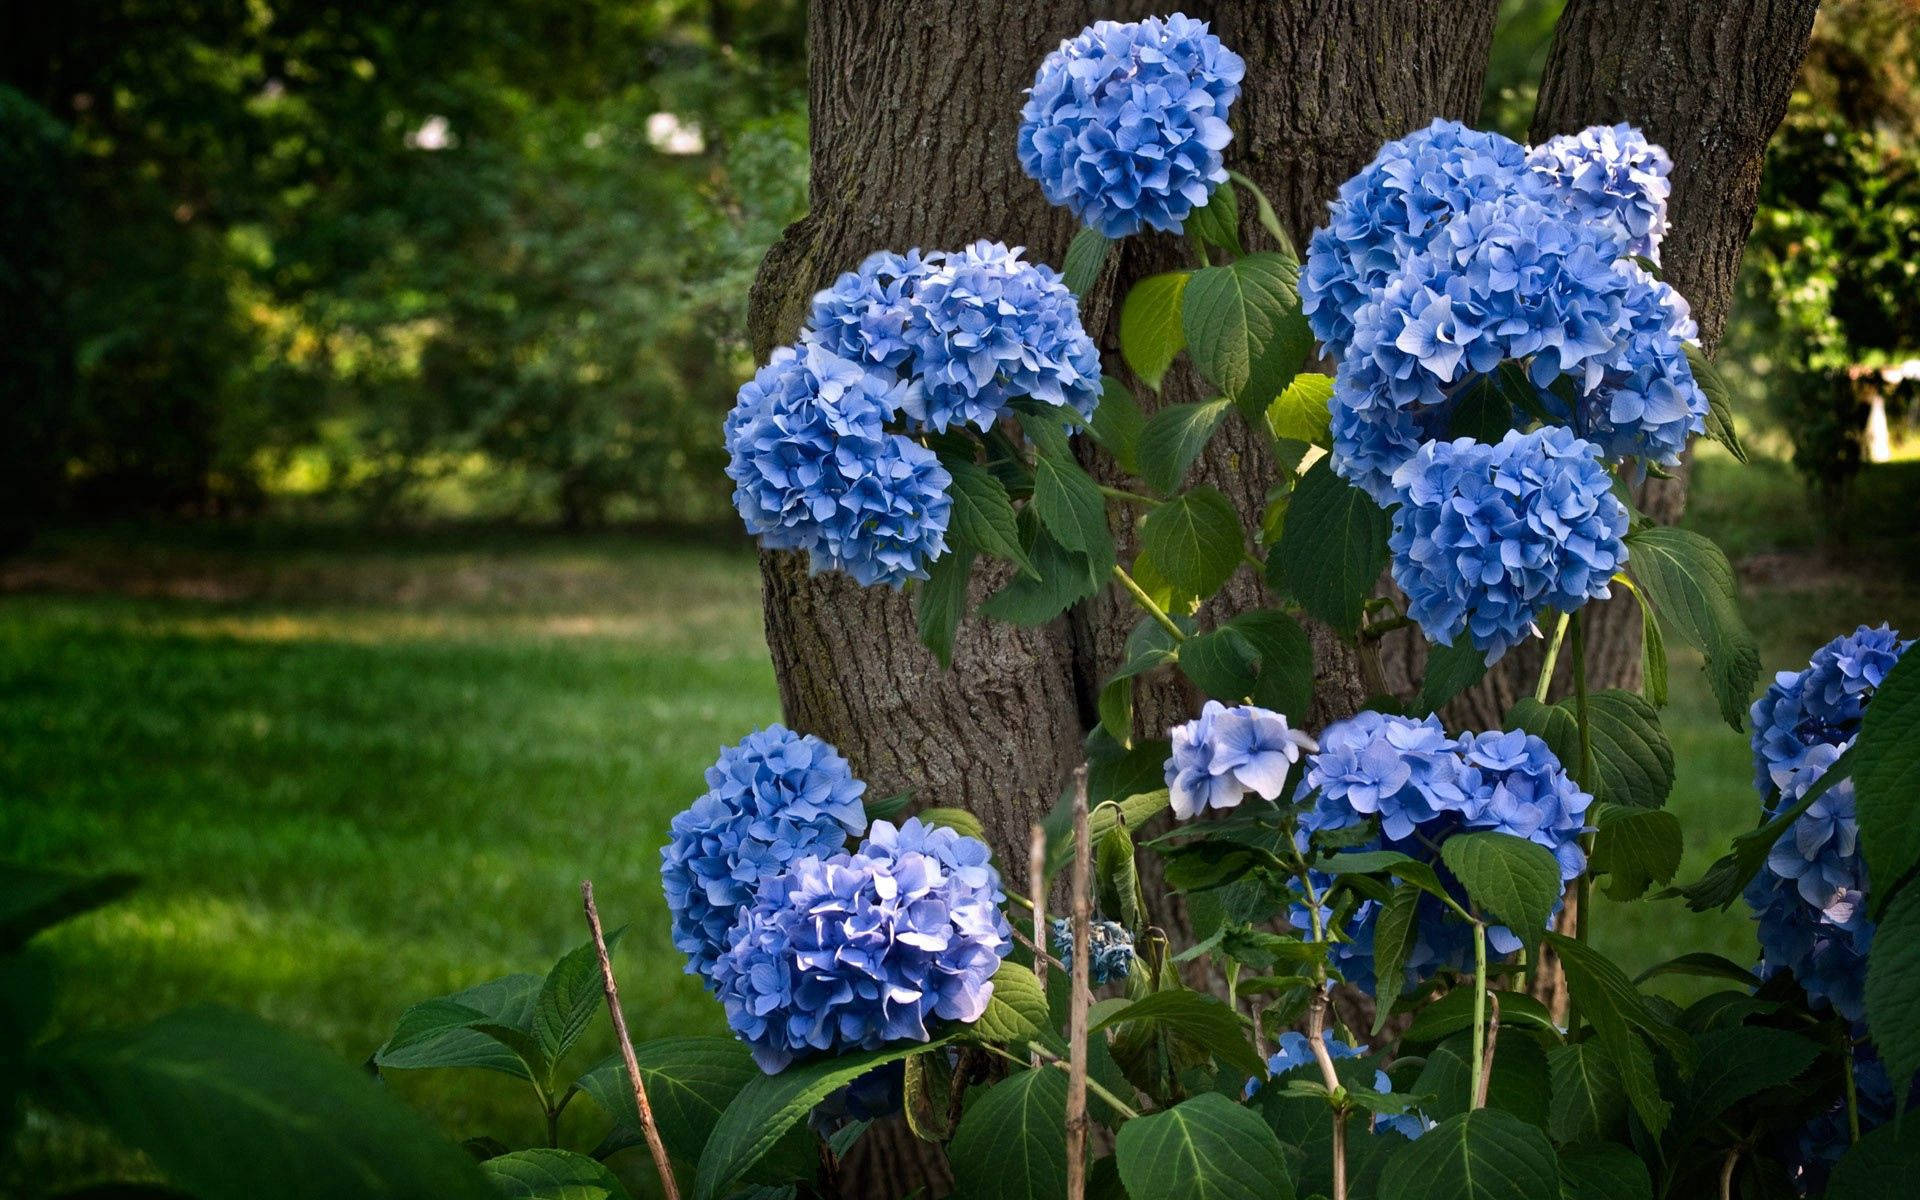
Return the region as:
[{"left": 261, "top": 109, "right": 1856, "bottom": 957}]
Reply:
[
  {"left": 405, "top": 115, "right": 453, "bottom": 151},
  {"left": 646, "top": 112, "right": 705, "bottom": 155}
]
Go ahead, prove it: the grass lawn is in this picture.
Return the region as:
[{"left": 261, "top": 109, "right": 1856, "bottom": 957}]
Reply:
[{"left": 4, "top": 453, "right": 1918, "bottom": 1192}]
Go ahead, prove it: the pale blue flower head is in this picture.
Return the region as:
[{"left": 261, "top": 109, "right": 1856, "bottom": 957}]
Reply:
[
  {"left": 712, "top": 833, "right": 1012, "bottom": 1073},
  {"left": 661, "top": 725, "right": 868, "bottom": 984},
  {"left": 1527, "top": 123, "right": 1672, "bottom": 261},
  {"left": 1165, "top": 700, "right": 1318, "bottom": 819},
  {"left": 1298, "top": 711, "right": 1468, "bottom": 843},
  {"left": 898, "top": 241, "right": 1102, "bottom": 433},
  {"left": 724, "top": 339, "right": 953, "bottom": 587},
  {"left": 1389, "top": 428, "right": 1628, "bottom": 664},
  {"left": 1251, "top": 1031, "right": 1433, "bottom": 1138},
  {"left": 1019, "top": 13, "right": 1245, "bottom": 237}
]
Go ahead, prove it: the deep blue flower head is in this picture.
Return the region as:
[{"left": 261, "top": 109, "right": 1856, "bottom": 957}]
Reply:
[
  {"left": 661, "top": 725, "right": 868, "bottom": 985},
  {"left": 1019, "top": 14, "right": 1245, "bottom": 237},
  {"left": 1389, "top": 428, "right": 1628, "bottom": 664},
  {"left": 1051, "top": 917, "right": 1134, "bottom": 985},
  {"left": 898, "top": 241, "right": 1103, "bottom": 432},
  {"left": 1301, "top": 120, "right": 1540, "bottom": 359},
  {"left": 1746, "top": 625, "right": 1910, "bottom": 1021},
  {"left": 1527, "top": 123, "right": 1672, "bottom": 261},
  {"left": 1293, "top": 716, "right": 1590, "bottom": 985},
  {"left": 712, "top": 830, "right": 1012, "bottom": 1073},
  {"left": 724, "top": 340, "right": 953, "bottom": 587},
  {"left": 1778, "top": 1048, "right": 1914, "bottom": 1195},
  {"left": 1165, "top": 700, "right": 1318, "bottom": 819},
  {"left": 811, "top": 1062, "right": 907, "bottom": 1132},
  {"left": 804, "top": 243, "right": 1101, "bottom": 434},
  {"left": 1251, "top": 1032, "right": 1432, "bottom": 1138}
]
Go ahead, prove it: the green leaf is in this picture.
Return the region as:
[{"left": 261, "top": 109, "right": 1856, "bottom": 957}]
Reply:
[
  {"left": 1631, "top": 952, "right": 1760, "bottom": 988},
  {"left": 1410, "top": 1030, "right": 1552, "bottom": 1129},
  {"left": 1089, "top": 376, "right": 1146, "bottom": 476},
  {"left": 1115, "top": 1092, "right": 1295, "bottom": 1200},
  {"left": 1089, "top": 989, "right": 1263, "bottom": 1078},
  {"left": 1684, "top": 343, "right": 1749, "bottom": 464},
  {"left": 1228, "top": 608, "right": 1314, "bottom": 719},
  {"left": 1580, "top": 689, "right": 1675, "bottom": 809},
  {"left": 979, "top": 516, "right": 1102, "bottom": 627},
  {"left": 962, "top": 960, "right": 1052, "bottom": 1046},
  {"left": 1547, "top": 1040, "right": 1627, "bottom": 1145},
  {"left": 1439, "top": 832, "right": 1561, "bottom": 941},
  {"left": 1141, "top": 486, "right": 1245, "bottom": 602},
  {"left": 1506, "top": 697, "right": 1583, "bottom": 786},
  {"left": 1865, "top": 880, "right": 1920, "bottom": 1102},
  {"left": 32, "top": 1006, "right": 494, "bottom": 1200},
  {"left": 1855, "top": 645, "right": 1920, "bottom": 919},
  {"left": 576, "top": 1037, "right": 767, "bottom": 1169},
  {"left": 1030, "top": 449, "right": 1114, "bottom": 576},
  {"left": 1185, "top": 184, "right": 1244, "bottom": 256},
  {"left": 1181, "top": 253, "right": 1313, "bottom": 413},
  {"left": 945, "top": 458, "right": 1036, "bottom": 577},
  {"left": 1120, "top": 272, "right": 1190, "bottom": 390},
  {"left": 375, "top": 974, "right": 543, "bottom": 1080},
  {"left": 1401, "top": 987, "right": 1559, "bottom": 1045},
  {"left": 1672, "top": 1026, "right": 1821, "bottom": 1143},
  {"left": 1273, "top": 457, "right": 1391, "bottom": 637},
  {"left": 1229, "top": 170, "right": 1297, "bottom": 260},
  {"left": 901, "top": 1049, "right": 953, "bottom": 1141},
  {"left": 917, "top": 548, "right": 974, "bottom": 668},
  {"left": 1448, "top": 371, "right": 1522, "bottom": 443},
  {"left": 1669, "top": 745, "right": 1856, "bottom": 912},
  {"left": 1178, "top": 625, "right": 1260, "bottom": 704},
  {"left": 0, "top": 864, "right": 138, "bottom": 950},
  {"left": 1139, "top": 398, "right": 1232, "bottom": 495},
  {"left": 1557, "top": 1143, "right": 1651, "bottom": 1200},
  {"left": 694, "top": 1038, "right": 951, "bottom": 1200},
  {"left": 1546, "top": 931, "right": 1687, "bottom": 1136},
  {"left": 1064, "top": 228, "right": 1113, "bottom": 298},
  {"left": 1375, "top": 1108, "right": 1561, "bottom": 1200},
  {"left": 1827, "top": 1116, "right": 1920, "bottom": 1199},
  {"left": 948, "top": 1068, "right": 1070, "bottom": 1200},
  {"left": 482, "top": 1149, "right": 630, "bottom": 1199},
  {"left": 533, "top": 931, "right": 622, "bottom": 1085},
  {"left": 1624, "top": 526, "right": 1760, "bottom": 729},
  {"left": 1420, "top": 638, "right": 1489, "bottom": 716},
  {"left": 917, "top": 807, "right": 986, "bottom": 840},
  {"left": 1624, "top": 579, "right": 1669, "bottom": 707},
  {"left": 1590, "top": 805, "right": 1682, "bottom": 901},
  {"left": 1097, "top": 823, "right": 1142, "bottom": 932},
  {"left": 1267, "top": 373, "right": 1334, "bottom": 446}
]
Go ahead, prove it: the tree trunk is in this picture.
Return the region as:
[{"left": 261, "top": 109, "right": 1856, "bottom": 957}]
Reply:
[
  {"left": 1375, "top": 0, "right": 1820, "bottom": 1019},
  {"left": 749, "top": 2, "right": 1502, "bottom": 1190}
]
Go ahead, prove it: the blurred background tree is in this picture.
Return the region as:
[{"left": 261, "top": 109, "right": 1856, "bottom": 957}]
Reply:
[{"left": 1, "top": 0, "right": 805, "bottom": 534}]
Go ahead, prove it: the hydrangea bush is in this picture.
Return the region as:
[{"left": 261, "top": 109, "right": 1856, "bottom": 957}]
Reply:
[{"left": 353, "top": 14, "right": 1920, "bottom": 1200}]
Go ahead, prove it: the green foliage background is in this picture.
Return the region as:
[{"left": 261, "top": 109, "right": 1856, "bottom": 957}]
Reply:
[{"left": 3, "top": 1, "right": 806, "bottom": 532}]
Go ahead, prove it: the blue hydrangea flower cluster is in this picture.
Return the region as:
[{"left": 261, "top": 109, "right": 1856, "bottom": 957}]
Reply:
[
  {"left": 1253, "top": 1032, "right": 1432, "bottom": 1139},
  {"left": 1164, "top": 700, "right": 1319, "bottom": 819},
  {"left": 1301, "top": 120, "right": 1541, "bottom": 360},
  {"left": 1527, "top": 122, "right": 1672, "bottom": 262},
  {"left": 1388, "top": 427, "right": 1629, "bottom": 664},
  {"left": 1018, "top": 13, "right": 1245, "bottom": 238},
  {"left": 711, "top": 817, "right": 1012, "bottom": 1073},
  {"left": 1744, "top": 625, "right": 1911, "bottom": 1021},
  {"left": 661, "top": 726, "right": 868, "bottom": 985},
  {"left": 724, "top": 341, "right": 953, "bottom": 587},
  {"left": 1301, "top": 120, "right": 1706, "bottom": 501},
  {"left": 1290, "top": 714, "right": 1593, "bottom": 991},
  {"left": 807, "top": 242, "right": 1102, "bottom": 433},
  {"left": 1780, "top": 1048, "right": 1912, "bottom": 1195},
  {"left": 1051, "top": 917, "right": 1134, "bottom": 985}
]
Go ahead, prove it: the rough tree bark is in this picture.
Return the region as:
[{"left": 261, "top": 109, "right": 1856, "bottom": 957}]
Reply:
[
  {"left": 747, "top": 0, "right": 1814, "bottom": 1190},
  {"left": 1374, "top": 0, "right": 1819, "bottom": 1017}
]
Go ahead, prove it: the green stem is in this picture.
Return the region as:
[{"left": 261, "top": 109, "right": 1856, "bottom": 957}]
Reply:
[
  {"left": 1361, "top": 615, "right": 1416, "bottom": 641},
  {"left": 1843, "top": 1045, "right": 1862, "bottom": 1143},
  {"left": 1470, "top": 924, "right": 1488, "bottom": 1110},
  {"left": 1227, "top": 961, "right": 1241, "bottom": 1014},
  {"left": 1112, "top": 564, "right": 1187, "bottom": 643},
  {"left": 987, "top": 1042, "right": 1144, "bottom": 1121},
  {"left": 1098, "top": 484, "right": 1162, "bottom": 508},
  {"left": 1534, "top": 611, "right": 1573, "bottom": 703}
]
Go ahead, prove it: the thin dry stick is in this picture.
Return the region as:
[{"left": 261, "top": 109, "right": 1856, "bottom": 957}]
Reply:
[
  {"left": 582, "top": 880, "right": 682, "bottom": 1200},
  {"left": 1306, "top": 990, "right": 1348, "bottom": 1200},
  {"left": 1030, "top": 823, "right": 1049, "bottom": 1071},
  {"left": 1065, "top": 768, "right": 1093, "bottom": 1200},
  {"left": 1474, "top": 991, "right": 1502, "bottom": 1109}
]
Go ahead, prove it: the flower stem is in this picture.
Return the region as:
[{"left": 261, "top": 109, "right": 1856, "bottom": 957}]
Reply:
[
  {"left": 1065, "top": 767, "right": 1092, "bottom": 1200},
  {"left": 1571, "top": 610, "right": 1594, "bottom": 950},
  {"left": 1111, "top": 563, "right": 1186, "bottom": 643},
  {"left": 1843, "top": 1044, "right": 1862, "bottom": 1143},
  {"left": 1098, "top": 483, "right": 1162, "bottom": 508},
  {"left": 1469, "top": 922, "right": 1489, "bottom": 1110},
  {"left": 1534, "top": 611, "right": 1572, "bottom": 704}
]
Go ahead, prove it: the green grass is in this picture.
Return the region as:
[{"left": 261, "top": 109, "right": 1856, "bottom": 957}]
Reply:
[
  {"left": 1, "top": 527, "right": 775, "bottom": 1192},
  {"left": 4, "top": 453, "right": 1918, "bottom": 1191}
]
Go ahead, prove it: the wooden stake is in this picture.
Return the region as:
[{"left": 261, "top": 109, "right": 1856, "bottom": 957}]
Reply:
[
  {"left": 1030, "top": 822, "right": 1049, "bottom": 1071},
  {"left": 582, "top": 880, "right": 682, "bottom": 1200},
  {"left": 1065, "top": 768, "right": 1092, "bottom": 1200}
]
